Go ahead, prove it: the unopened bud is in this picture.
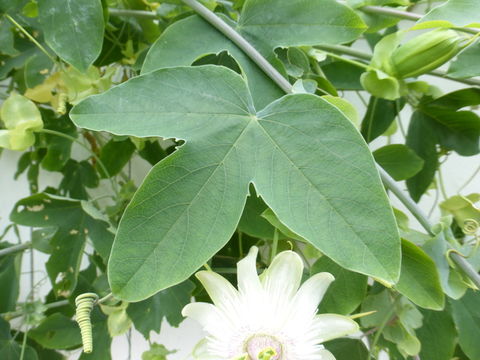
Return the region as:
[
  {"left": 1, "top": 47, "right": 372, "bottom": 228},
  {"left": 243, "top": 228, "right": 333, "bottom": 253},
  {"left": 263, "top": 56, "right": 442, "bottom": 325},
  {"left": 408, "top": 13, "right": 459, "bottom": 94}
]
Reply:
[{"left": 390, "top": 29, "right": 465, "bottom": 79}]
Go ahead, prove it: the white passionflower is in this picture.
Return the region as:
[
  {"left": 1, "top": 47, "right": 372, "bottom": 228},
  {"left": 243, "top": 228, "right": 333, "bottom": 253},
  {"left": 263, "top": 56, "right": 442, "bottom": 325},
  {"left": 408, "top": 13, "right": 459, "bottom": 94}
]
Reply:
[{"left": 182, "top": 247, "right": 359, "bottom": 360}]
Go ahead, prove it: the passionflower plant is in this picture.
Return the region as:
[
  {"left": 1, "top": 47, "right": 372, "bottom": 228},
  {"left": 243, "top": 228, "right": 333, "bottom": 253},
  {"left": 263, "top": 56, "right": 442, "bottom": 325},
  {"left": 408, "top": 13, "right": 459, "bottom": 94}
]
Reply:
[{"left": 182, "top": 247, "right": 359, "bottom": 360}]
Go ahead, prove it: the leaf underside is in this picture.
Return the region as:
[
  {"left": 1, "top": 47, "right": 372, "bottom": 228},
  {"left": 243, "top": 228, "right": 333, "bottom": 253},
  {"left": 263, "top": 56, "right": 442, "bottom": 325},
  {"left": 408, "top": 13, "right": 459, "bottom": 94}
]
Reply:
[{"left": 71, "top": 65, "right": 400, "bottom": 301}]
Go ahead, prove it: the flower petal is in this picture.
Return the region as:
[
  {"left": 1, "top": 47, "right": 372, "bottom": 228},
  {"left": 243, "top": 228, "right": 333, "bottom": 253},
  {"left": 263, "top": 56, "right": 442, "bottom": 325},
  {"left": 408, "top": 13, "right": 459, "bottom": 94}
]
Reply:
[
  {"left": 260, "top": 250, "right": 303, "bottom": 299},
  {"left": 182, "top": 302, "right": 221, "bottom": 329},
  {"left": 195, "top": 270, "right": 242, "bottom": 325},
  {"left": 237, "top": 246, "right": 262, "bottom": 295},
  {"left": 309, "top": 314, "right": 359, "bottom": 343},
  {"left": 292, "top": 272, "right": 335, "bottom": 315}
]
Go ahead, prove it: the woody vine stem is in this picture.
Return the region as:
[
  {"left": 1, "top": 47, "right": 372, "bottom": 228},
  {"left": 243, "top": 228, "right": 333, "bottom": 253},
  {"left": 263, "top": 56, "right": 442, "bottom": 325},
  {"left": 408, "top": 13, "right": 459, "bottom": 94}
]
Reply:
[{"left": 179, "top": 0, "right": 480, "bottom": 288}]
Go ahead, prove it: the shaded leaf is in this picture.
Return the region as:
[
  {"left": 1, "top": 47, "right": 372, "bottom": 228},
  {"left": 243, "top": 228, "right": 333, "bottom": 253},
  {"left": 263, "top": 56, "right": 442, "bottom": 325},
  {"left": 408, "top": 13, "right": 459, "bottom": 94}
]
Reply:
[
  {"left": 361, "top": 97, "right": 404, "bottom": 142},
  {"left": 127, "top": 280, "right": 194, "bottom": 339},
  {"left": 311, "top": 256, "right": 367, "bottom": 315},
  {"left": 395, "top": 239, "right": 444, "bottom": 310},
  {"left": 373, "top": 144, "right": 424, "bottom": 181},
  {"left": 29, "top": 313, "right": 81, "bottom": 350},
  {"left": 450, "top": 289, "right": 480, "bottom": 360},
  {"left": 38, "top": 0, "right": 104, "bottom": 71},
  {"left": 324, "top": 338, "right": 368, "bottom": 360},
  {"left": 406, "top": 111, "right": 439, "bottom": 202},
  {"left": 98, "top": 138, "right": 136, "bottom": 178},
  {"left": 417, "top": 308, "right": 457, "bottom": 360},
  {"left": 238, "top": 187, "right": 275, "bottom": 239},
  {"left": 10, "top": 193, "right": 114, "bottom": 296}
]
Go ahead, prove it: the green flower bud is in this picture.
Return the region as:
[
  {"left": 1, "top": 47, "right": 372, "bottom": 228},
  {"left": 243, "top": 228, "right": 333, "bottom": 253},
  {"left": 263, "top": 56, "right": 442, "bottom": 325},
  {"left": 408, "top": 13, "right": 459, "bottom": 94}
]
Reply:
[{"left": 389, "top": 29, "right": 465, "bottom": 79}]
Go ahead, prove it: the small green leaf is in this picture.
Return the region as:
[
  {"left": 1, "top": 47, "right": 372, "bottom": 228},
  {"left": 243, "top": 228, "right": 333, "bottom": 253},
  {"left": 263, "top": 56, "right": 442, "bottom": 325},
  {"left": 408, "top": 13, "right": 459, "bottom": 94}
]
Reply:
[
  {"left": 450, "top": 289, "right": 480, "bottom": 360},
  {"left": 98, "top": 138, "right": 136, "bottom": 178},
  {"left": 311, "top": 256, "right": 368, "bottom": 315},
  {"left": 373, "top": 144, "right": 424, "bottom": 181},
  {"left": 322, "top": 61, "right": 364, "bottom": 90},
  {"left": 395, "top": 239, "right": 444, "bottom": 310},
  {"left": 0, "top": 92, "right": 43, "bottom": 151},
  {"left": 361, "top": 97, "right": 405, "bottom": 143},
  {"left": 59, "top": 160, "right": 99, "bottom": 200},
  {"left": 105, "top": 305, "right": 132, "bottom": 337},
  {"left": 38, "top": 0, "right": 105, "bottom": 72},
  {"left": 29, "top": 313, "right": 82, "bottom": 350},
  {"left": 406, "top": 111, "right": 439, "bottom": 202},
  {"left": 238, "top": 188, "right": 276, "bottom": 239},
  {"left": 142, "top": 343, "right": 176, "bottom": 360}
]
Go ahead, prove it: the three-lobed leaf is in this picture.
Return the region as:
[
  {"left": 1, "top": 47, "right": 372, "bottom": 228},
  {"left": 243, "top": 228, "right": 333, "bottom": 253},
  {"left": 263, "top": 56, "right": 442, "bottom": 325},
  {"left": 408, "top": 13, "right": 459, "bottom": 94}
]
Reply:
[{"left": 71, "top": 65, "right": 400, "bottom": 301}]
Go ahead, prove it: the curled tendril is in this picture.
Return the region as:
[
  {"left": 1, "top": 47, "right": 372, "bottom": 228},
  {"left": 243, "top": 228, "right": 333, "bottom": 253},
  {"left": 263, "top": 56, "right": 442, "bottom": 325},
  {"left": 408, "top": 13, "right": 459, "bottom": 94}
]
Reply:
[
  {"left": 463, "top": 219, "right": 479, "bottom": 235},
  {"left": 75, "top": 293, "right": 98, "bottom": 353},
  {"left": 56, "top": 93, "right": 68, "bottom": 115}
]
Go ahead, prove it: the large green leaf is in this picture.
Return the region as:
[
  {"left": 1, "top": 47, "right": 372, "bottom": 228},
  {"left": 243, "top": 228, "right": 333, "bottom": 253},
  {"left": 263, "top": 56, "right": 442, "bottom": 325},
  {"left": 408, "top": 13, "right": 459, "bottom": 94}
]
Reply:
[
  {"left": 10, "top": 193, "right": 114, "bottom": 296},
  {"left": 395, "top": 239, "right": 444, "bottom": 310},
  {"left": 71, "top": 65, "right": 400, "bottom": 301},
  {"left": 38, "top": 0, "right": 104, "bottom": 72},
  {"left": 419, "top": 0, "right": 480, "bottom": 27},
  {"left": 417, "top": 309, "right": 457, "bottom": 360},
  {"left": 127, "top": 280, "right": 194, "bottom": 338},
  {"left": 450, "top": 290, "right": 480, "bottom": 359},
  {"left": 143, "top": 0, "right": 365, "bottom": 108}
]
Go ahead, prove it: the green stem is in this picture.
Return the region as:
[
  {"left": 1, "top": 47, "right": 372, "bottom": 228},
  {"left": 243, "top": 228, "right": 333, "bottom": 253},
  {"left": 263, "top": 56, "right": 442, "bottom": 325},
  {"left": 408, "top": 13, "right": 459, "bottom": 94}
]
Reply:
[
  {"left": 353, "top": 3, "right": 479, "bottom": 35},
  {"left": 182, "top": 0, "right": 293, "bottom": 94},
  {"left": 180, "top": 0, "right": 480, "bottom": 289},
  {"left": 38, "top": 129, "right": 119, "bottom": 196},
  {"left": 270, "top": 228, "right": 279, "bottom": 264},
  {"left": 4, "top": 14, "right": 58, "bottom": 64},
  {"left": 321, "top": 50, "right": 371, "bottom": 70},
  {"left": 2, "top": 300, "right": 69, "bottom": 320},
  {"left": 108, "top": 8, "right": 158, "bottom": 19},
  {"left": 367, "top": 295, "right": 399, "bottom": 360},
  {"left": 19, "top": 319, "right": 29, "bottom": 360},
  {"left": 238, "top": 231, "right": 244, "bottom": 258},
  {"left": 97, "top": 292, "right": 115, "bottom": 305},
  {"left": 437, "top": 167, "right": 449, "bottom": 199},
  {"left": 0, "top": 242, "right": 31, "bottom": 257},
  {"left": 315, "top": 44, "right": 480, "bottom": 87},
  {"left": 458, "top": 163, "right": 480, "bottom": 193}
]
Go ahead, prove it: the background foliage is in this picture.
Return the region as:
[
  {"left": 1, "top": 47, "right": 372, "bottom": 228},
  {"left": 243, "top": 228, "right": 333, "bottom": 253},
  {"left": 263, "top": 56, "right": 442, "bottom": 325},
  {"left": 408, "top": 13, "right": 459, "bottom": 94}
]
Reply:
[{"left": 0, "top": 0, "right": 480, "bottom": 359}]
